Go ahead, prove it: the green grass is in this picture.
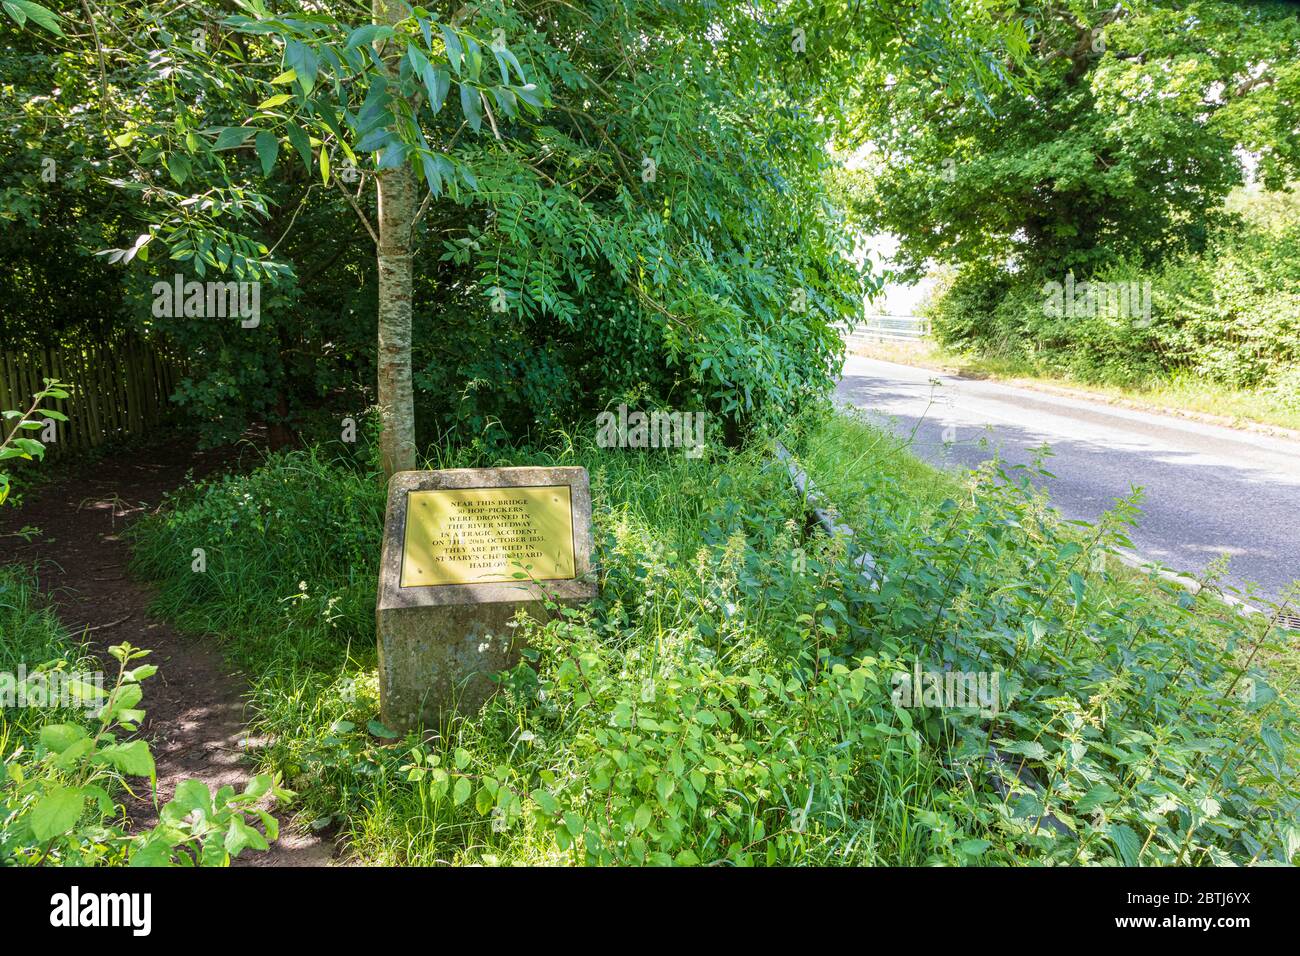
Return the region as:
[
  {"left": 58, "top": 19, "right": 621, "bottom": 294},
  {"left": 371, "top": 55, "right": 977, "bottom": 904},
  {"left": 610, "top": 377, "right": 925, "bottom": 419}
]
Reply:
[
  {"left": 851, "top": 340, "right": 1300, "bottom": 432},
  {"left": 126, "top": 409, "right": 1300, "bottom": 866},
  {"left": 0, "top": 566, "right": 97, "bottom": 755}
]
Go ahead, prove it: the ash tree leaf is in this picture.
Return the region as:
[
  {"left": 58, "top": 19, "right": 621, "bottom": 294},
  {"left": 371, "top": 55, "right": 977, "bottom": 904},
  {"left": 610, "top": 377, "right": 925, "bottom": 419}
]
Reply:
[
  {"left": 285, "top": 122, "right": 313, "bottom": 172},
  {"left": 440, "top": 24, "right": 464, "bottom": 74},
  {"left": 213, "top": 126, "right": 252, "bottom": 151},
  {"left": 345, "top": 24, "right": 391, "bottom": 52},
  {"left": 456, "top": 161, "right": 477, "bottom": 190},
  {"left": 459, "top": 83, "right": 482, "bottom": 133},
  {"left": 376, "top": 143, "right": 407, "bottom": 169},
  {"left": 492, "top": 87, "right": 518, "bottom": 119},
  {"left": 463, "top": 36, "right": 483, "bottom": 82},
  {"left": 254, "top": 130, "right": 279, "bottom": 176},
  {"left": 257, "top": 93, "right": 293, "bottom": 111},
  {"left": 285, "top": 39, "right": 318, "bottom": 94},
  {"left": 421, "top": 154, "right": 442, "bottom": 196},
  {"left": 493, "top": 46, "right": 525, "bottom": 85},
  {"left": 422, "top": 64, "right": 450, "bottom": 115},
  {"left": 8, "top": 1, "right": 62, "bottom": 36},
  {"left": 406, "top": 42, "right": 430, "bottom": 75},
  {"left": 355, "top": 127, "right": 393, "bottom": 152},
  {"left": 514, "top": 83, "right": 543, "bottom": 111}
]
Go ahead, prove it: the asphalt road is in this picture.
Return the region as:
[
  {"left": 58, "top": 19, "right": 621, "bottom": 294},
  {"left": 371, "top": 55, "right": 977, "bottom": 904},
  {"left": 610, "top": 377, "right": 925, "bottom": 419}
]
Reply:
[{"left": 836, "top": 355, "right": 1300, "bottom": 605}]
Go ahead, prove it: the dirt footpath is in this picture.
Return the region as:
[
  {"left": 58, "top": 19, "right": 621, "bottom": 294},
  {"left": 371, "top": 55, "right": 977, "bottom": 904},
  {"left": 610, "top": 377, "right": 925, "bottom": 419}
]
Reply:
[{"left": 0, "top": 440, "right": 336, "bottom": 866}]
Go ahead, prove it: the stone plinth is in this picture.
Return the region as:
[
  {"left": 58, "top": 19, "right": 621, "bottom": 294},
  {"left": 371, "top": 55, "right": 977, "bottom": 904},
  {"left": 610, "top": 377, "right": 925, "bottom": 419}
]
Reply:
[{"left": 376, "top": 467, "right": 595, "bottom": 730}]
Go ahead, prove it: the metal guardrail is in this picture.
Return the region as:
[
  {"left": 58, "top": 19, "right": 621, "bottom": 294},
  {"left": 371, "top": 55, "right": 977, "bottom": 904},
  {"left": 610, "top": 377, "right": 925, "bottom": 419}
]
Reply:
[{"left": 841, "top": 314, "right": 931, "bottom": 345}]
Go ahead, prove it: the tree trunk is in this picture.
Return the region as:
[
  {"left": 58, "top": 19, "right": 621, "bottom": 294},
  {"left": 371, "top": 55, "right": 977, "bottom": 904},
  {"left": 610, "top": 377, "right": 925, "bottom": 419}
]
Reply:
[{"left": 374, "top": 0, "right": 417, "bottom": 476}]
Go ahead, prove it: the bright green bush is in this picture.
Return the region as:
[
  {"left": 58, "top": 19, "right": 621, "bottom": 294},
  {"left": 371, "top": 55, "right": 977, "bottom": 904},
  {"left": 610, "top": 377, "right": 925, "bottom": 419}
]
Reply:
[{"left": 926, "top": 199, "right": 1300, "bottom": 395}]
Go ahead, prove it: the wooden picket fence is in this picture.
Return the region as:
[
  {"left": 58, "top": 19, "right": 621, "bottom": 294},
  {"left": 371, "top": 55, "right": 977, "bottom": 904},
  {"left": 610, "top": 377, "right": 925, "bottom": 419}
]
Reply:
[{"left": 0, "top": 335, "right": 182, "bottom": 454}]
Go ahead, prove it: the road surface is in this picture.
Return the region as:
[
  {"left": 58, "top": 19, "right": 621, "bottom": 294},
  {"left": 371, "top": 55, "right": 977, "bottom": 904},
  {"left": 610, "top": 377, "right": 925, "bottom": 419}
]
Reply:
[{"left": 836, "top": 355, "right": 1300, "bottom": 605}]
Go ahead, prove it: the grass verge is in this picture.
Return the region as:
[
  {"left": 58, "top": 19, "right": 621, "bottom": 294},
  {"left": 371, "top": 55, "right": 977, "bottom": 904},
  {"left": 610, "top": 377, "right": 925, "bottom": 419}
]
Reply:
[{"left": 127, "top": 409, "right": 1299, "bottom": 866}]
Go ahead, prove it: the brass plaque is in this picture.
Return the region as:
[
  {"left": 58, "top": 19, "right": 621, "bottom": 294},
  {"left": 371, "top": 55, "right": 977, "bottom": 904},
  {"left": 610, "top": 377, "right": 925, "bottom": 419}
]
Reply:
[{"left": 400, "top": 485, "right": 575, "bottom": 587}]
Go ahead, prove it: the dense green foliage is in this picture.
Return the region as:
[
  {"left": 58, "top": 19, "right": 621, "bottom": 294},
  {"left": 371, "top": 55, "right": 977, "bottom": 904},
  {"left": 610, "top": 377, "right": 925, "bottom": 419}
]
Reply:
[
  {"left": 1, "top": 0, "right": 1026, "bottom": 447},
  {"left": 128, "top": 411, "right": 1299, "bottom": 865},
  {"left": 924, "top": 187, "right": 1300, "bottom": 397},
  {"left": 850, "top": 0, "right": 1300, "bottom": 399},
  {"left": 853, "top": 0, "right": 1300, "bottom": 277}
]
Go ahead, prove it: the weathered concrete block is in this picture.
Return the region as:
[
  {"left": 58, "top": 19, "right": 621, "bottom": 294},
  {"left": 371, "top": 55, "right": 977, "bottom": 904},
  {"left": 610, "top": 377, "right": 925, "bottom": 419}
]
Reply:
[{"left": 376, "top": 467, "right": 596, "bottom": 730}]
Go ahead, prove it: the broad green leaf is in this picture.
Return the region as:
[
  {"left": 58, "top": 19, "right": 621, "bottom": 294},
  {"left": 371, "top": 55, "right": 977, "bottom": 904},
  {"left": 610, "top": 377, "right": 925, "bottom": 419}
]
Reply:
[
  {"left": 422, "top": 64, "right": 450, "bottom": 115},
  {"left": 254, "top": 130, "right": 279, "bottom": 177},
  {"left": 376, "top": 144, "right": 407, "bottom": 169},
  {"left": 39, "top": 723, "right": 88, "bottom": 754},
  {"left": 30, "top": 786, "right": 84, "bottom": 841},
  {"left": 459, "top": 83, "right": 482, "bottom": 133},
  {"left": 1108, "top": 823, "right": 1142, "bottom": 866},
  {"left": 345, "top": 24, "right": 392, "bottom": 51},
  {"left": 1075, "top": 784, "right": 1119, "bottom": 815},
  {"left": 166, "top": 779, "right": 212, "bottom": 818},
  {"left": 285, "top": 123, "right": 312, "bottom": 172},
  {"left": 257, "top": 93, "right": 293, "bottom": 111},
  {"left": 421, "top": 154, "right": 442, "bottom": 197},
  {"left": 439, "top": 24, "right": 463, "bottom": 74},
  {"left": 7, "top": 1, "right": 62, "bottom": 36},
  {"left": 213, "top": 126, "right": 252, "bottom": 151},
  {"left": 165, "top": 153, "right": 190, "bottom": 186},
  {"left": 96, "top": 739, "right": 155, "bottom": 778},
  {"left": 285, "top": 40, "right": 317, "bottom": 94}
]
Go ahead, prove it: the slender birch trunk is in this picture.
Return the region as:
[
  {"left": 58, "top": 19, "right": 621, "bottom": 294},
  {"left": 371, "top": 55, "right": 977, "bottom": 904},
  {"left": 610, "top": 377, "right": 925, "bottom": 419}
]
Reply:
[{"left": 374, "top": 0, "right": 417, "bottom": 476}]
